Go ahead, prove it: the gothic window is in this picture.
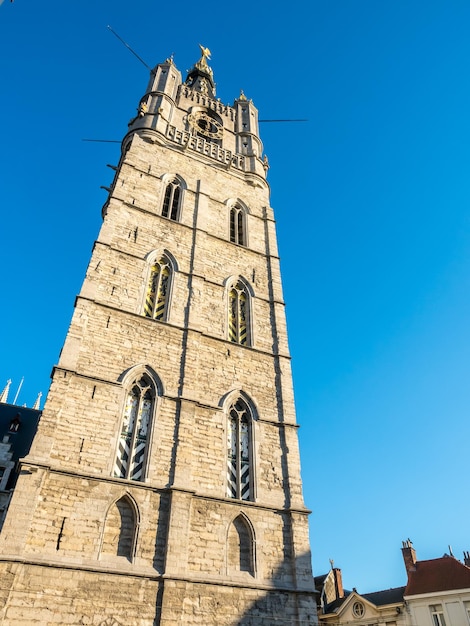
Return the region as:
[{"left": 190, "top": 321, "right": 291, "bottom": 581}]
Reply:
[
  {"left": 227, "top": 397, "right": 253, "bottom": 500},
  {"left": 229, "top": 205, "right": 245, "bottom": 245},
  {"left": 101, "top": 496, "right": 137, "bottom": 561},
  {"left": 144, "top": 255, "right": 172, "bottom": 321},
  {"left": 114, "top": 374, "right": 155, "bottom": 481},
  {"left": 227, "top": 515, "right": 255, "bottom": 575},
  {"left": 228, "top": 281, "right": 250, "bottom": 346},
  {"left": 162, "top": 179, "right": 182, "bottom": 221}
]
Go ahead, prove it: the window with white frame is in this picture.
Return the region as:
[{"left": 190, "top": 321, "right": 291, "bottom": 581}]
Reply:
[{"left": 430, "top": 605, "right": 447, "bottom": 626}]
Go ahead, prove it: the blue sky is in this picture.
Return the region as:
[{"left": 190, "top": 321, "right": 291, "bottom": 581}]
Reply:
[{"left": 2, "top": 0, "right": 470, "bottom": 593}]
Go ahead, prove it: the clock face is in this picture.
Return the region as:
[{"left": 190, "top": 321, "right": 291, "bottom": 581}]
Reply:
[{"left": 188, "top": 111, "right": 223, "bottom": 139}]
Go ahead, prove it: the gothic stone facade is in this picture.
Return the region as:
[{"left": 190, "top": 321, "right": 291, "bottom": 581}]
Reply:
[{"left": 0, "top": 51, "right": 317, "bottom": 625}]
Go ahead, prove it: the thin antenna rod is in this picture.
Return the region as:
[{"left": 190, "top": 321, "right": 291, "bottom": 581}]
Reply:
[
  {"left": 82, "top": 139, "right": 121, "bottom": 143},
  {"left": 13, "top": 377, "right": 24, "bottom": 405},
  {"left": 107, "top": 25, "right": 153, "bottom": 72},
  {"left": 259, "top": 119, "right": 308, "bottom": 123}
]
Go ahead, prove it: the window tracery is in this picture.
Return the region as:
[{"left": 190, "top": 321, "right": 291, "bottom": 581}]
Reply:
[
  {"left": 228, "top": 281, "right": 250, "bottom": 346},
  {"left": 144, "top": 255, "right": 171, "bottom": 321},
  {"left": 162, "top": 179, "right": 182, "bottom": 221},
  {"left": 227, "top": 397, "right": 253, "bottom": 500},
  {"left": 229, "top": 205, "right": 245, "bottom": 245},
  {"left": 114, "top": 374, "right": 155, "bottom": 481}
]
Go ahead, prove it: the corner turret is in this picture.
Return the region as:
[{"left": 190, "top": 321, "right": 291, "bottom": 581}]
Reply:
[{"left": 122, "top": 47, "right": 268, "bottom": 181}]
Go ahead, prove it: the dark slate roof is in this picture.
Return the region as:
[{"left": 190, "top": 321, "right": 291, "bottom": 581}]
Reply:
[
  {"left": 405, "top": 555, "right": 470, "bottom": 595},
  {"left": 324, "top": 593, "right": 350, "bottom": 613},
  {"left": 0, "top": 403, "right": 41, "bottom": 487},
  {"left": 314, "top": 573, "right": 328, "bottom": 588},
  {"left": 363, "top": 587, "right": 406, "bottom": 606}
]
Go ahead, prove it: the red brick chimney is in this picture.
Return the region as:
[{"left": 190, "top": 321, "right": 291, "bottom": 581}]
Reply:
[
  {"left": 333, "top": 568, "right": 344, "bottom": 600},
  {"left": 402, "top": 539, "right": 417, "bottom": 573}
]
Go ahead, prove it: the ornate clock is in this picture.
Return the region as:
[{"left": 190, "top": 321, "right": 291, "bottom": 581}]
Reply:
[{"left": 188, "top": 111, "right": 223, "bottom": 140}]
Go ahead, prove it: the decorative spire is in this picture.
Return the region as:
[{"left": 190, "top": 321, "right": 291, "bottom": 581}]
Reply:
[
  {"left": 33, "top": 392, "right": 43, "bottom": 410},
  {"left": 185, "top": 44, "right": 216, "bottom": 98},
  {"left": 195, "top": 45, "right": 213, "bottom": 77},
  {"left": 0, "top": 379, "right": 11, "bottom": 403},
  {"left": 239, "top": 89, "right": 247, "bottom": 101}
]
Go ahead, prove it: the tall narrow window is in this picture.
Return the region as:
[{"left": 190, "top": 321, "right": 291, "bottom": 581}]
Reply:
[
  {"left": 101, "top": 496, "right": 136, "bottom": 561},
  {"left": 162, "top": 179, "right": 181, "bottom": 220},
  {"left": 227, "top": 515, "right": 255, "bottom": 575},
  {"left": 229, "top": 205, "right": 245, "bottom": 245},
  {"left": 144, "top": 256, "right": 171, "bottom": 321},
  {"left": 229, "top": 281, "right": 250, "bottom": 346},
  {"left": 227, "top": 397, "right": 253, "bottom": 500},
  {"left": 114, "top": 374, "right": 155, "bottom": 481}
]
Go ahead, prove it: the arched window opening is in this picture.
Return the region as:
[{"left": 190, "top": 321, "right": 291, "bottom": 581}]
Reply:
[
  {"left": 229, "top": 206, "right": 245, "bottom": 246},
  {"left": 162, "top": 179, "right": 181, "bottom": 221},
  {"left": 114, "top": 374, "right": 154, "bottom": 481},
  {"left": 227, "top": 398, "right": 252, "bottom": 500},
  {"left": 101, "top": 496, "right": 136, "bottom": 561},
  {"left": 229, "top": 282, "right": 249, "bottom": 346},
  {"left": 144, "top": 256, "right": 171, "bottom": 321},
  {"left": 227, "top": 515, "right": 254, "bottom": 575}
]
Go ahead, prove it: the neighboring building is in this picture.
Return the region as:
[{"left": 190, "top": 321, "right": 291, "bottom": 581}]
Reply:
[
  {"left": 0, "top": 47, "right": 318, "bottom": 624},
  {"left": 316, "top": 542, "right": 470, "bottom": 626},
  {"left": 402, "top": 539, "right": 470, "bottom": 625},
  {"left": 315, "top": 566, "right": 406, "bottom": 626},
  {"left": 0, "top": 401, "right": 41, "bottom": 529}
]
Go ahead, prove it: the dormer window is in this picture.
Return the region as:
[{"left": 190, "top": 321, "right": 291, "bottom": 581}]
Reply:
[{"left": 9, "top": 413, "right": 21, "bottom": 433}]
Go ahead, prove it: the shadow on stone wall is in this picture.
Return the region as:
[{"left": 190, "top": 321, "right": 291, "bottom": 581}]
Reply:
[
  {"left": 152, "top": 549, "right": 317, "bottom": 625},
  {"left": 235, "top": 551, "right": 318, "bottom": 626}
]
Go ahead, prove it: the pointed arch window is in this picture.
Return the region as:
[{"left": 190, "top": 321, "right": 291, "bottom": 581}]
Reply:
[
  {"left": 227, "top": 397, "right": 253, "bottom": 500},
  {"left": 144, "top": 255, "right": 172, "bottom": 321},
  {"left": 229, "top": 205, "right": 245, "bottom": 246},
  {"left": 229, "top": 281, "right": 250, "bottom": 346},
  {"left": 114, "top": 374, "right": 155, "bottom": 481},
  {"left": 162, "top": 179, "right": 182, "bottom": 221},
  {"left": 227, "top": 515, "right": 255, "bottom": 575},
  {"left": 101, "top": 496, "right": 137, "bottom": 561}
]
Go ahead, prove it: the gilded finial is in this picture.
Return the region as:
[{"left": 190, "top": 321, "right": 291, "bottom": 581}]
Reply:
[
  {"left": 198, "top": 44, "right": 211, "bottom": 62},
  {"left": 239, "top": 89, "right": 247, "bottom": 101},
  {"left": 194, "top": 44, "right": 213, "bottom": 80}
]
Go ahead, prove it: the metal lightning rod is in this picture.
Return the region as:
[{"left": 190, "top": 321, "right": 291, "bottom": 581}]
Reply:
[
  {"left": 107, "top": 25, "right": 153, "bottom": 72},
  {"left": 259, "top": 119, "right": 308, "bottom": 123}
]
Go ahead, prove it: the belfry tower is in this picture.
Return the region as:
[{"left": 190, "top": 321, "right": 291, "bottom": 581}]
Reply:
[{"left": 0, "top": 48, "right": 317, "bottom": 625}]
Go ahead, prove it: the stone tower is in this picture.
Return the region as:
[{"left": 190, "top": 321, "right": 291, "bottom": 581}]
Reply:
[{"left": 0, "top": 48, "right": 317, "bottom": 625}]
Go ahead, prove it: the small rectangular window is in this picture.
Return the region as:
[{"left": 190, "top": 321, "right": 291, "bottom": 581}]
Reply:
[{"left": 430, "top": 606, "right": 446, "bottom": 626}]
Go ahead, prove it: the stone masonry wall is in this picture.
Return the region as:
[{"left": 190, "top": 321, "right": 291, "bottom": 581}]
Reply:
[{"left": 0, "top": 80, "right": 317, "bottom": 625}]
